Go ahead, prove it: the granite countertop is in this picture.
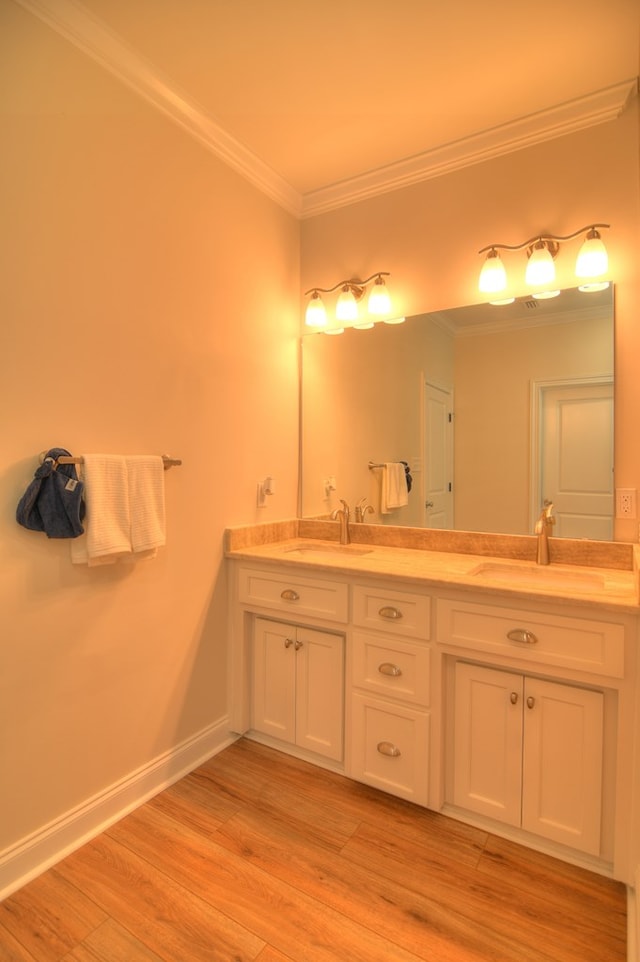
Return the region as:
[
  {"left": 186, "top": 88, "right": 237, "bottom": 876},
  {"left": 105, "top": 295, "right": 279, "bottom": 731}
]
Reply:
[{"left": 224, "top": 520, "right": 640, "bottom": 614}]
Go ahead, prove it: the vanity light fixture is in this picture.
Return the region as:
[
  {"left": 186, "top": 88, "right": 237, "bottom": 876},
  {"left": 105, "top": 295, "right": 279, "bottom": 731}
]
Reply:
[
  {"left": 304, "top": 272, "right": 393, "bottom": 332},
  {"left": 478, "top": 224, "right": 610, "bottom": 301}
]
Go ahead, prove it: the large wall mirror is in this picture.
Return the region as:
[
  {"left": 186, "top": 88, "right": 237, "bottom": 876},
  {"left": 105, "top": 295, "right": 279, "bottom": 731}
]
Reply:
[{"left": 300, "top": 286, "right": 614, "bottom": 540}]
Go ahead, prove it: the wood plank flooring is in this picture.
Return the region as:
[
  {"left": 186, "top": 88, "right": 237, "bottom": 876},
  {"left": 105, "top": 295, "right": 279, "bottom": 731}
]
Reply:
[{"left": 0, "top": 738, "right": 626, "bottom": 961}]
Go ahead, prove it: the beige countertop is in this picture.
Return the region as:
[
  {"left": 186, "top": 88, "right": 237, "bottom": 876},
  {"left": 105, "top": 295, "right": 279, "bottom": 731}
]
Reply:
[{"left": 225, "top": 522, "right": 640, "bottom": 614}]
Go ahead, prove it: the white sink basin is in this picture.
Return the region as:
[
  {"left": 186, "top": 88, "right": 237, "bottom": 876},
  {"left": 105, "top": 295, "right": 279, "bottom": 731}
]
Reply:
[
  {"left": 470, "top": 561, "right": 606, "bottom": 592},
  {"left": 284, "top": 542, "right": 374, "bottom": 557}
]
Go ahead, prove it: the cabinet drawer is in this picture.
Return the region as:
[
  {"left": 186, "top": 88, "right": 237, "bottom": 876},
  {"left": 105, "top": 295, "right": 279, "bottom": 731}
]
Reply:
[
  {"left": 239, "top": 567, "right": 348, "bottom": 622},
  {"left": 350, "top": 693, "right": 429, "bottom": 804},
  {"left": 436, "top": 598, "right": 624, "bottom": 678},
  {"left": 352, "top": 584, "right": 430, "bottom": 640},
  {"left": 351, "top": 631, "right": 430, "bottom": 707}
]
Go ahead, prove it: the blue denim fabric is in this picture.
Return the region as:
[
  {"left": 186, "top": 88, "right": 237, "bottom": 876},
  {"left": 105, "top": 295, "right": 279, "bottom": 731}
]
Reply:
[{"left": 16, "top": 447, "right": 85, "bottom": 538}]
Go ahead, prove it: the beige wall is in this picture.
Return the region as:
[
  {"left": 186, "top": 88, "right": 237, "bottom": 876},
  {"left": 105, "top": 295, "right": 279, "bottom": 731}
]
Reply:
[
  {"left": 0, "top": 3, "right": 299, "bottom": 876},
  {"left": 301, "top": 101, "right": 640, "bottom": 543}
]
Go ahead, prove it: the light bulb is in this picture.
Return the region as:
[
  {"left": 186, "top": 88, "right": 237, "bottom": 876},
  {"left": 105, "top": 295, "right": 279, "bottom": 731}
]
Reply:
[
  {"left": 304, "top": 292, "right": 327, "bottom": 328},
  {"left": 367, "top": 276, "right": 391, "bottom": 316},
  {"left": 576, "top": 229, "right": 608, "bottom": 279},
  {"left": 478, "top": 249, "right": 507, "bottom": 294},
  {"left": 336, "top": 286, "right": 358, "bottom": 322},
  {"left": 525, "top": 241, "right": 556, "bottom": 286}
]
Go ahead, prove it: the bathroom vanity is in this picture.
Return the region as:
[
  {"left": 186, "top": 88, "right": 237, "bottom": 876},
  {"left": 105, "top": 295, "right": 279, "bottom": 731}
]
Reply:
[{"left": 225, "top": 520, "right": 639, "bottom": 883}]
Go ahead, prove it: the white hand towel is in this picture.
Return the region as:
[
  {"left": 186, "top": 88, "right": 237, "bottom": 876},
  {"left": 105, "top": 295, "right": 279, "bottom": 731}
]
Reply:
[
  {"left": 126, "top": 455, "right": 166, "bottom": 553},
  {"left": 71, "top": 455, "right": 131, "bottom": 565},
  {"left": 71, "top": 454, "right": 166, "bottom": 565},
  {"left": 382, "top": 462, "right": 408, "bottom": 513}
]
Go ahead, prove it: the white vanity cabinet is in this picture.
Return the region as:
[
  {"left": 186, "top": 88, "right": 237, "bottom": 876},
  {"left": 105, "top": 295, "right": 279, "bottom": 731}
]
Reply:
[
  {"left": 452, "top": 661, "right": 603, "bottom": 854},
  {"left": 437, "top": 594, "right": 635, "bottom": 874},
  {"left": 348, "top": 584, "right": 431, "bottom": 804},
  {"left": 253, "top": 617, "right": 344, "bottom": 762},
  {"left": 227, "top": 544, "right": 638, "bottom": 881},
  {"left": 231, "top": 565, "right": 348, "bottom": 766}
]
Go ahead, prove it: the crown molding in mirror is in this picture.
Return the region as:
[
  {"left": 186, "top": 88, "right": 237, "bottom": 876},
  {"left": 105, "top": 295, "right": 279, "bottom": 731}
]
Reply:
[{"left": 15, "top": 0, "right": 637, "bottom": 219}]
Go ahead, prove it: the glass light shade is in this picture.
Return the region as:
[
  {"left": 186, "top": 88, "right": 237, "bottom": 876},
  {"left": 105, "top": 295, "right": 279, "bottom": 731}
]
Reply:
[
  {"left": 579, "top": 281, "right": 610, "bottom": 293},
  {"left": 383, "top": 316, "right": 406, "bottom": 325},
  {"left": 525, "top": 243, "right": 556, "bottom": 286},
  {"left": 336, "top": 286, "right": 358, "bottom": 322},
  {"left": 531, "top": 289, "right": 561, "bottom": 300},
  {"left": 353, "top": 320, "right": 375, "bottom": 330},
  {"left": 368, "top": 277, "right": 391, "bottom": 316},
  {"left": 478, "top": 250, "right": 507, "bottom": 294},
  {"left": 305, "top": 292, "right": 327, "bottom": 328},
  {"left": 575, "top": 231, "right": 608, "bottom": 279}
]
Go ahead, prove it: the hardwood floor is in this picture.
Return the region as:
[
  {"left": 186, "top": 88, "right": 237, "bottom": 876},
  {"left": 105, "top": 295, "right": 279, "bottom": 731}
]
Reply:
[{"left": 0, "top": 738, "right": 626, "bottom": 961}]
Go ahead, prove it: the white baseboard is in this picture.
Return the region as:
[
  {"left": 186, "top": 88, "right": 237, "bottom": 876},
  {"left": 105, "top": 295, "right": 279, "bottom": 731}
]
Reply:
[{"left": 0, "top": 717, "right": 236, "bottom": 901}]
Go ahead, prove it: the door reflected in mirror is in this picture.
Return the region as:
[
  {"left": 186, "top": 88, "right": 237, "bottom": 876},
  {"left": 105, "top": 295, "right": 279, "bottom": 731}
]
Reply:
[{"left": 300, "top": 286, "right": 614, "bottom": 539}]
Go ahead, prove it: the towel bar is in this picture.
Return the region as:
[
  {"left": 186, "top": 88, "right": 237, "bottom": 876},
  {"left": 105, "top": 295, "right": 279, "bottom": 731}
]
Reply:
[{"left": 39, "top": 453, "right": 182, "bottom": 470}]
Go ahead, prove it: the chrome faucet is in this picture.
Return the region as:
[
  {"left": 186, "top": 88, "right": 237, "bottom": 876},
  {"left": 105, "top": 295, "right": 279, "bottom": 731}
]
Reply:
[
  {"left": 331, "top": 499, "right": 351, "bottom": 544},
  {"left": 354, "top": 498, "right": 374, "bottom": 523},
  {"left": 534, "top": 500, "right": 555, "bottom": 565}
]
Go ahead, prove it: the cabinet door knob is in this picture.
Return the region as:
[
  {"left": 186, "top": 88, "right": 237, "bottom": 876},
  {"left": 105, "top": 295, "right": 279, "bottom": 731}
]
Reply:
[
  {"left": 294, "top": 639, "right": 303, "bottom": 651},
  {"left": 284, "top": 637, "right": 294, "bottom": 648},
  {"left": 280, "top": 589, "right": 299, "bottom": 602},
  {"left": 379, "top": 605, "right": 403, "bottom": 620},
  {"left": 378, "top": 662, "right": 402, "bottom": 677},
  {"left": 526, "top": 695, "right": 535, "bottom": 709},
  {"left": 510, "top": 691, "right": 518, "bottom": 705},
  {"left": 506, "top": 628, "right": 538, "bottom": 645},
  {"left": 377, "top": 741, "right": 401, "bottom": 757}
]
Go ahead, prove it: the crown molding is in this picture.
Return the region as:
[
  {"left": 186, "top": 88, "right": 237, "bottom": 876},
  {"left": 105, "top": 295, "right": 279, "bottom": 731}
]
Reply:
[
  {"left": 300, "top": 79, "right": 638, "bottom": 218},
  {"left": 14, "top": 0, "right": 637, "bottom": 221},
  {"left": 14, "top": 0, "right": 303, "bottom": 216}
]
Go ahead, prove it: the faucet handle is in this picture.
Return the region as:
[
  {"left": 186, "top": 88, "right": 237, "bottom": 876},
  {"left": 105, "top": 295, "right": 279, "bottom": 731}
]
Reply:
[
  {"left": 331, "top": 498, "right": 350, "bottom": 520},
  {"left": 355, "top": 499, "right": 374, "bottom": 522}
]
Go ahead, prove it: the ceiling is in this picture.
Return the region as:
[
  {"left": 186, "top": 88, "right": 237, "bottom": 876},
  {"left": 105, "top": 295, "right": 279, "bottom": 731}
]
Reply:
[{"left": 14, "top": 0, "right": 640, "bottom": 215}]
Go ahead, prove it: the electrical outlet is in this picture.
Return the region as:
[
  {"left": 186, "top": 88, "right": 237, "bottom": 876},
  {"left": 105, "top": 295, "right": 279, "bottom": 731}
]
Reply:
[{"left": 615, "top": 488, "right": 637, "bottom": 519}]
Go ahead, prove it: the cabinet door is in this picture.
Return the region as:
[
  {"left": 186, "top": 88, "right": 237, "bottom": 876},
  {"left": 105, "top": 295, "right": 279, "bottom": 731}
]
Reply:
[
  {"left": 522, "top": 677, "right": 603, "bottom": 855},
  {"left": 295, "top": 626, "right": 344, "bottom": 762},
  {"left": 453, "top": 662, "right": 523, "bottom": 826},
  {"left": 252, "top": 618, "right": 296, "bottom": 744}
]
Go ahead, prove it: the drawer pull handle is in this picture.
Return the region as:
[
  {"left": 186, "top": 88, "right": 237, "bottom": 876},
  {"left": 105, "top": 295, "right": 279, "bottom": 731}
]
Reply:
[
  {"left": 294, "top": 639, "right": 303, "bottom": 651},
  {"left": 280, "top": 589, "right": 299, "bottom": 602},
  {"left": 379, "top": 605, "right": 403, "bottom": 621},
  {"left": 284, "top": 638, "right": 294, "bottom": 649},
  {"left": 377, "top": 741, "right": 401, "bottom": 757},
  {"left": 379, "top": 662, "right": 402, "bottom": 677},
  {"left": 506, "top": 628, "right": 538, "bottom": 645},
  {"left": 527, "top": 696, "right": 535, "bottom": 710},
  {"left": 510, "top": 691, "right": 518, "bottom": 705}
]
